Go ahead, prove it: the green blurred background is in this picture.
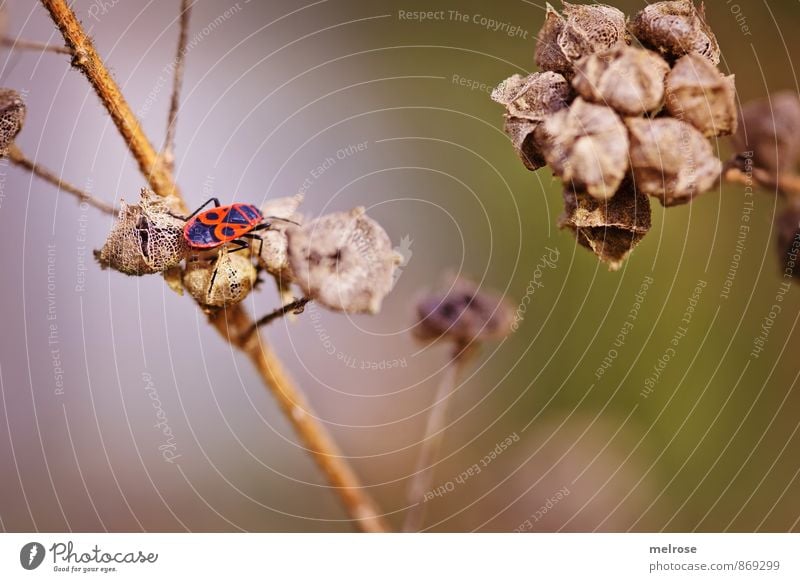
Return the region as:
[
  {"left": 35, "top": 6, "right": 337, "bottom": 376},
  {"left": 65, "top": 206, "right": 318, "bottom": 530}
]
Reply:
[{"left": 0, "top": 0, "right": 799, "bottom": 532}]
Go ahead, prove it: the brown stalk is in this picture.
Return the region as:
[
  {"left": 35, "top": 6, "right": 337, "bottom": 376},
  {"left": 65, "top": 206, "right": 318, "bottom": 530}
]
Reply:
[
  {"left": 39, "top": 0, "right": 388, "bottom": 533},
  {"left": 40, "top": 0, "right": 179, "bottom": 202},
  {"left": 724, "top": 166, "right": 800, "bottom": 202},
  {"left": 1, "top": 37, "right": 72, "bottom": 54},
  {"left": 162, "top": 0, "right": 192, "bottom": 172},
  {"left": 403, "top": 343, "right": 475, "bottom": 532},
  {"left": 8, "top": 143, "right": 117, "bottom": 215}
]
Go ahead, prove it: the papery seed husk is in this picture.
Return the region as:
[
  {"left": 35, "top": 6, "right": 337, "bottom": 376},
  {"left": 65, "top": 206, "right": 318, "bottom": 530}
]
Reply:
[
  {"left": 492, "top": 71, "right": 572, "bottom": 122},
  {"left": 543, "top": 98, "right": 629, "bottom": 200},
  {"left": 95, "top": 189, "right": 188, "bottom": 275},
  {"left": 572, "top": 46, "right": 669, "bottom": 116},
  {"left": 414, "top": 276, "right": 513, "bottom": 344},
  {"left": 535, "top": 2, "right": 628, "bottom": 78},
  {"left": 251, "top": 193, "right": 304, "bottom": 280},
  {"left": 182, "top": 251, "right": 256, "bottom": 309},
  {"left": 665, "top": 53, "right": 737, "bottom": 137},
  {"left": 558, "top": 2, "right": 629, "bottom": 62},
  {"left": 559, "top": 180, "right": 651, "bottom": 270},
  {"left": 535, "top": 4, "right": 573, "bottom": 76},
  {"left": 626, "top": 116, "right": 722, "bottom": 206},
  {"left": 287, "top": 207, "right": 399, "bottom": 314},
  {"left": 0, "top": 88, "right": 25, "bottom": 154},
  {"left": 631, "top": 0, "right": 720, "bottom": 65}
]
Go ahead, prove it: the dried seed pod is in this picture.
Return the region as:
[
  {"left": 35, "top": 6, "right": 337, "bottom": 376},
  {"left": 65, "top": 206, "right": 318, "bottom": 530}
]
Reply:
[
  {"left": 493, "top": 72, "right": 571, "bottom": 172},
  {"left": 251, "top": 193, "right": 304, "bottom": 280},
  {"left": 502, "top": 117, "right": 549, "bottom": 171},
  {"left": 95, "top": 189, "right": 188, "bottom": 275},
  {"left": 182, "top": 250, "right": 257, "bottom": 309},
  {"left": 0, "top": 88, "right": 25, "bottom": 154},
  {"left": 535, "top": 4, "right": 572, "bottom": 76},
  {"left": 665, "top": 53, "right": 737, "bottom": 137},
  {"left": 414, "top": 276, "right": 513, "bottom": 344},
  {"left": 572, "top": 46, "right": 669, "bottom": 116},
  {"left": 559, "top": 2, "right": 629, "bottom": 60},
  {"left": 559, "top": 180, "right": 651, "bottom": 270},
  {"left": 626, "top": 117, "right": 722, "bottom": 206},
  {"left": 492, "top": 71, "right": 572, "bottom": 122},
  {"left": 631, "top": 0, "right": 720, "bottom": 65},
  {"left": 287, "top": 207, "right": 400, "bottom": 314},
  {"left": 543, "top": 98, "right": 629, "bottom": 200},
  {"left": 535, "top": 2, "right": 628, "bottom": 78},
  {"left": 776, "top": 206, "right": 800, "bottom": 280},
  {"left": 732, "top": 92, "right": 800, "bottom": 174}
]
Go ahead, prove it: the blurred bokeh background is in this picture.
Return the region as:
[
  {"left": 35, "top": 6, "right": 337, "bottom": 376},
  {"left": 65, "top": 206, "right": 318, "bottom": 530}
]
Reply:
[{"left": 1, "top": 0, "right": 799, "bottom": 532}]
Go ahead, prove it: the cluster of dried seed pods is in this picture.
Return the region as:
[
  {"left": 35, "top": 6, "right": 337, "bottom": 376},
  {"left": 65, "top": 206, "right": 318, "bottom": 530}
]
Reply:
[
  {"left": 493, "top": 0, "right": 737, "bottom": 269},
  {"left": 95, "top": 189, "right": 401, "bottom": 315}
]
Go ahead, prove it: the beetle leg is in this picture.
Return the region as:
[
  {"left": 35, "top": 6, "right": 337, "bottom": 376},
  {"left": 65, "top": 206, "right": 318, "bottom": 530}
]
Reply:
[
  {"left": 240, "top": 232, "right": 264, "bottom": 258},
  {"left": 170, "top": 197, "right": 222, "bottom": 221},
  {"left": 225, "top": 238, "right": 252, "bottom": 254}
]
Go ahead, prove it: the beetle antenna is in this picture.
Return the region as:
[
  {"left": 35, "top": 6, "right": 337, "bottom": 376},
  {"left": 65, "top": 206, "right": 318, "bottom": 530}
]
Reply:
[{"left": 265, "top": 216, "right": 300, "bottom": 226}]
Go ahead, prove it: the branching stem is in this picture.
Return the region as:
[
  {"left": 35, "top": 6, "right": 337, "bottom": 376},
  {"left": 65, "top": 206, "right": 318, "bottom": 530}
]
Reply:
[
  {"left": 1, "top": 37, "right": 72, "bottom": 54},
  {"left": 162, "top": 0, "right": 192, "bottom": 172},
  {"left": 40, "top": 0, "right": 179, "bottom": 202},
  {"left": 8, "top": 143, "right": 117, "bottom": 215},
  {"left": 245, "top": 296, "right": 311, "bottom": 338}
]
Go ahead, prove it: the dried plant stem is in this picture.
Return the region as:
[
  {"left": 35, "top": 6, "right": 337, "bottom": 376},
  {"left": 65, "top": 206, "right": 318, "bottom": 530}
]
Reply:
[
  {"left": 724, "top": 166, "right": 800, "bottom": 201},
  {"left": 162, "top": 0, "right": 192, "bottom": 172},
  {"left": 1, "top": 37, "right": 72, "bottom": 54},
  {"left": 40, "top": 0, "right": 179, "bottom": 202},
  {"left": 7, "top": 143, "right": 117, "bottom": 215},
  {"left": 246, "top": 296, "right": 311, "bottom": 337},
  {"left": 39, "top": 0, "right": 388, "bottom": 532},
  {"left": 213, "top": 304, "right": 388, "bottom": 533},
  {"left": 403, "top": 344, "right": 474, "bottom": 532}
]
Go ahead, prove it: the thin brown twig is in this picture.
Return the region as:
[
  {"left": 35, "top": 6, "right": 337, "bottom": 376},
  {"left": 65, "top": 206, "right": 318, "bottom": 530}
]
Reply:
[
  {"left": 244, "top": 296, "right": 311, "bottom": 339},
  {"left": 724, "top": 166, "right": 800, "bottom": 200},
  {"left": 39, "top": 0, "right": 389, "bottom": 533},
  {"left": 1, "top": 37, "right": 73, "bottom": 54},
  {"left": 403, "top": 343, "right": 476, "bottom": 532},
  {"left": 212, "top": 305, "right": 388, "bottom": 533},
  {"left": 162, "top": 0, "right": 192, "bottom": 172},
  {"left": 40, "top": 0, "right": 180, "bottom": 203},
  {"left": 7, "top": 143, "right": 117, "bottom": 215}
]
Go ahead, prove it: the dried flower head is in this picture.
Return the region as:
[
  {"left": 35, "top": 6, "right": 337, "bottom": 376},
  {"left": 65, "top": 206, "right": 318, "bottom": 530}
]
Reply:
[
  {"left": 0, "top": 88, "right": 25, "bottom": 154},
  {"left": 631, "top": 0, "right": 720, "bottom": 65},
  {"left": 250, "top": 193, "right": 304, "bottom": 280},
  {"left": 492, "top": 71, "right": 572, "bottom": 122},
  {"left": 733, "top": 92, "right": 800, "bottom": 174},
  {"left": 776, "top": 206, "right": 800, "bottom": 280},
  {"left": 414, "top": 276, "right": 513, "bottom": 345},
  {"left": 543, "top": 98, "right": 629, "bottom": 199},
  {"left": 287, "top": 207, "right": 400, "bottom": 314},
  {"left": 182, "top": 250, "right": 257, "bottom": 310},
  {"left": 626, "top": 117, "right": 722, "bottom": 206},
  {"left": 535, "top": 2, "right": 628, "bottom": 77},
  {"left": 572, "top": 46, "right": 669, "bottom": 116},
  {"left": 95, "top": 189, "right": 188, "bottom": 275},
  {"left": 559, "top": 180, "right": 651, "bottom": 270},
  {"left": 493, "top": 71, "right": 572, "bottom": 171},
  {"left": 665, "top": 53, "right": 737, "bottom": 137}
]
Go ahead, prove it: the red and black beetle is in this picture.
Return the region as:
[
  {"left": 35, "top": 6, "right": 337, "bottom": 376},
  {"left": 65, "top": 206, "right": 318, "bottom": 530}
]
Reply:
[{"left": 176, "top": 197, "right": 297, "bottom": 295}]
